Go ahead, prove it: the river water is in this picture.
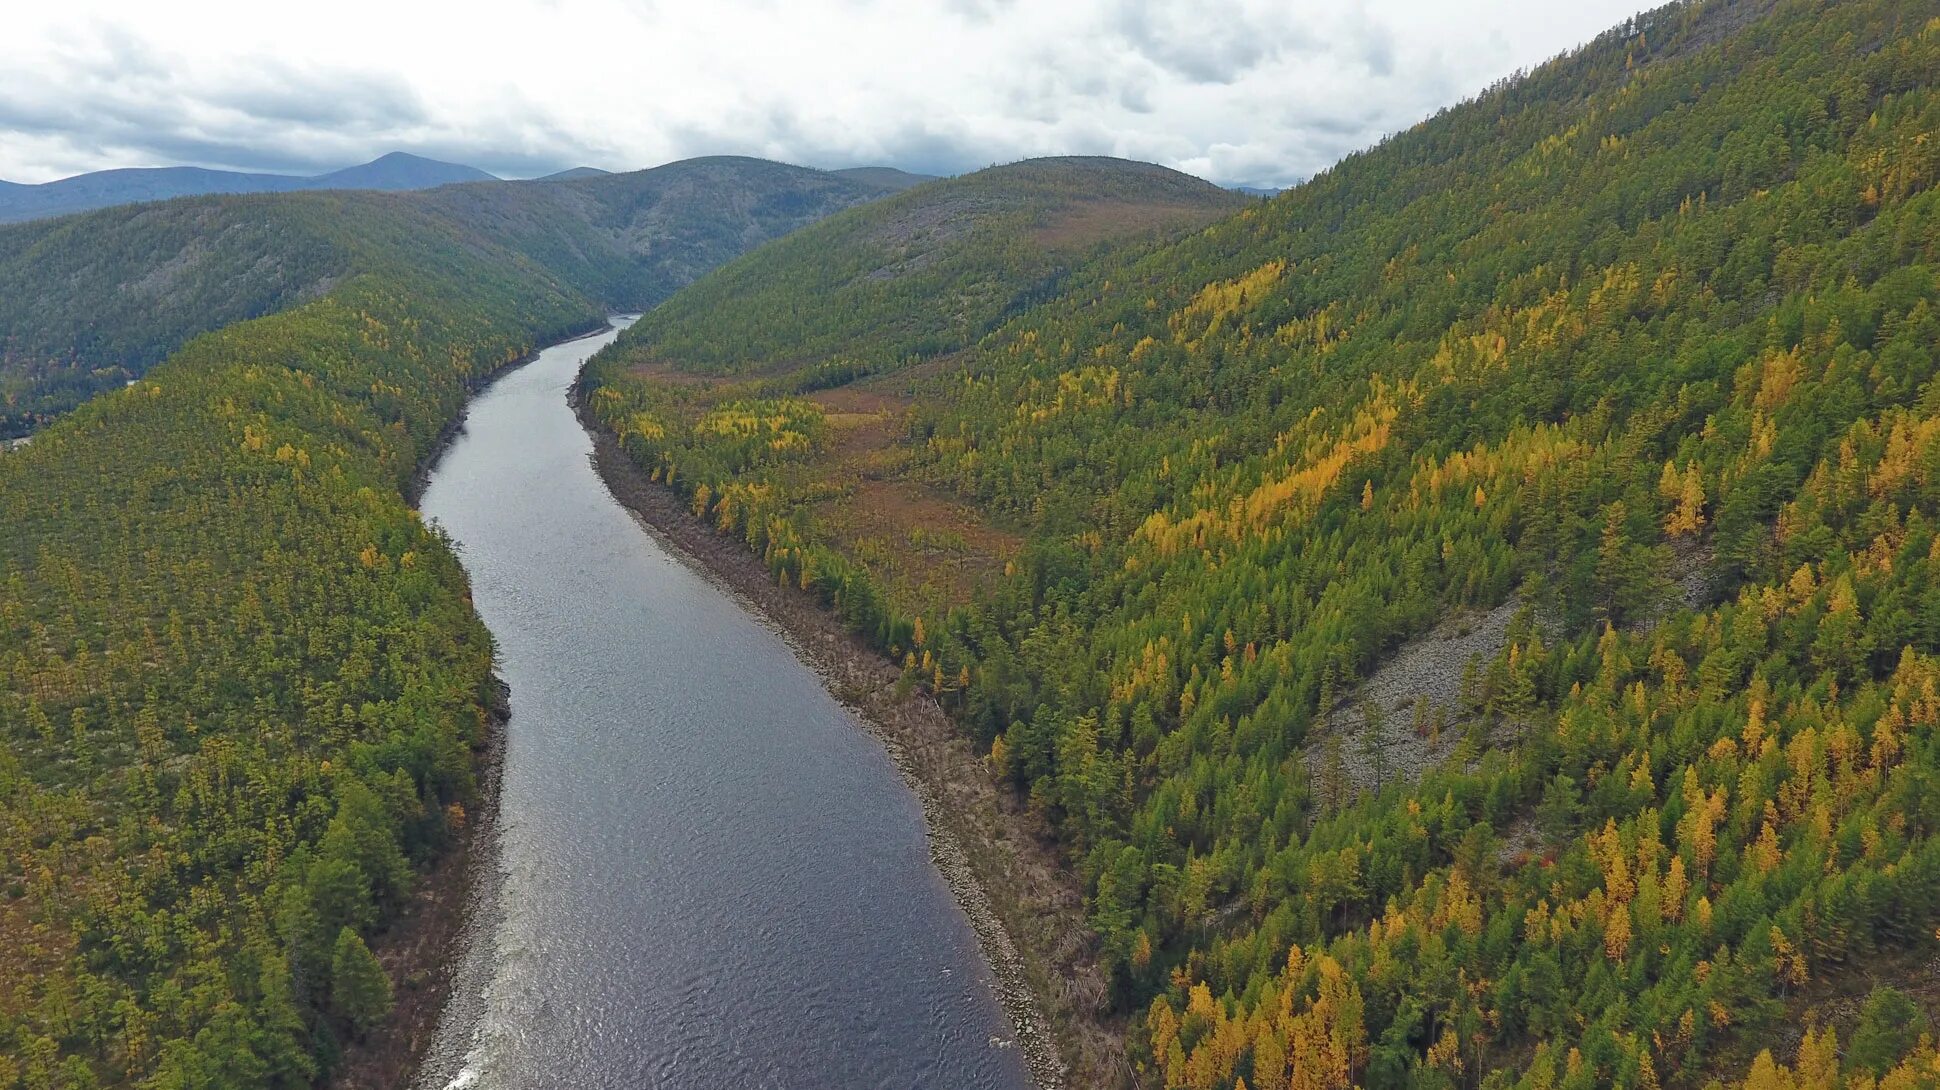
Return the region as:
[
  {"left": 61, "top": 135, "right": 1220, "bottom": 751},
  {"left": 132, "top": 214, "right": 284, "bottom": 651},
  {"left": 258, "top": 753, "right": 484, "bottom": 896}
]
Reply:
[{"left": 416, "top": 318, "right": 1032, "bottom": 1089}]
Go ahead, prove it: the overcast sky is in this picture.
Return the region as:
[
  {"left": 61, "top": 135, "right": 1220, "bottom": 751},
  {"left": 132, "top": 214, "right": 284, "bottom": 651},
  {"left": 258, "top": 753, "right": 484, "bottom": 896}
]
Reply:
[{"left": 1, "top": 0, "right": 1646, "bottom": 188}]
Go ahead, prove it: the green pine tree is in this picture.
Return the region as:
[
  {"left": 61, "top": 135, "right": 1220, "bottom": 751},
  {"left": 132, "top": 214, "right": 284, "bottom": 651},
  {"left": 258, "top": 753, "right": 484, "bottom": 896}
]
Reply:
[{"left": 330, "top": 927, "right": 394, "bottom": 1037}]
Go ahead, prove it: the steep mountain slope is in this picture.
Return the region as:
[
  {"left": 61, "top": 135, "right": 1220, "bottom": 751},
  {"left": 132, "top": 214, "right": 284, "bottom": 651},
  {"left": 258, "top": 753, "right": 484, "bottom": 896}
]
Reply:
[
  {"left": 0, "top": 220, "right": 606, "bottom": 1090},
  {"left": 0, "top": 156, "right": 890, "bottom": 436},
  {"left": 583, "top": 1, "right": 1940, "bottom": 1086},
  {"left": 0, "top": 152, "right": 498, "bottom": 224},
  {"left": 0, "top": 198, "right": 352, "bottom": 435},
  {"left": 603, "top": 156, "right": 1245, "bottom": 377}
]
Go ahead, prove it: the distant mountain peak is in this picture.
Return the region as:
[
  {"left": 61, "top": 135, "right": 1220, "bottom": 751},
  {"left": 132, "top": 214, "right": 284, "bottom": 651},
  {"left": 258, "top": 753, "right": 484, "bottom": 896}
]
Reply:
[
  {"left": 535, "top": 166, "right": 613, "bottom": 182},
  {"left": 311, "top": 153, "right": 496, "bottom": 191},
  {"left": 830, "top": 166, "right": 939, "bottom": 192}
]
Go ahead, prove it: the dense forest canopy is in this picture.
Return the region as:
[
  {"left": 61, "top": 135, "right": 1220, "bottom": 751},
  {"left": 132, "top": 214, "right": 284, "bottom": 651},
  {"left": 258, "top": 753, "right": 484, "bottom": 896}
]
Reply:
[
  {"left": 0, "top": 158, "right": 887, "bottom": 1087},
  {"left": 0, "top": 157, "right": 892, "bottom": 438},
  {"left": 582, "top": 1, "right": 1940, "bottom": 1086}
]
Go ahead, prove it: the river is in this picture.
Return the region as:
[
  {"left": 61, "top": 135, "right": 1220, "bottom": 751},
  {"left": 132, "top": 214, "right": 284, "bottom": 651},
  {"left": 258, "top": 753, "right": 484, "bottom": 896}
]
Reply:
[{"left": 415, "top": 318, "right": 1033, "bottom": 1089}]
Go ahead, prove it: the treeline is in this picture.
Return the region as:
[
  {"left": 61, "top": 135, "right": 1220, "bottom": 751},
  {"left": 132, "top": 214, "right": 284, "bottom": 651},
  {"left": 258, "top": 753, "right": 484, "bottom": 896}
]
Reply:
[{"left": 584, "top": 0, "right": 1940, "bottom": 1086}]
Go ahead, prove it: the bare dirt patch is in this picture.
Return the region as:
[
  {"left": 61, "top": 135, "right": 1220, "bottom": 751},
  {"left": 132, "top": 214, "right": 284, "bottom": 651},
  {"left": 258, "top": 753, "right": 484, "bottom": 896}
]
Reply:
[
  {"left": 1669, "top": 535, "right": 1713, "bottom": 609},
  {"left": 1631, "top": 536, "right": 1715, "bottom": 635},
  {"left": 1308, "top": 594, "right": 1541, "bottom": 799},
  {"left": 806, "top": 383, "right": 911, "bottom": 415},
  {"left": 809, "top": 385, "right": 909, "bottom": 460}
]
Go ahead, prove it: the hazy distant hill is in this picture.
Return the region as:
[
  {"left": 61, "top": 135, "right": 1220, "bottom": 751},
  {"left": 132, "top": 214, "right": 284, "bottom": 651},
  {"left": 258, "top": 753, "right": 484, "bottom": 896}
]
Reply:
[
  {"left": 418, "top": 155, "right": 906, "bottom": 307},
  {"left": 0, "top": 152, "right": 497, "bottom": 224},
  {"left": 535, "top": 165, "right": 613, "bottom": 181},
  {"left": 304, "top": 150, "right": 494, "bottom": 190},
  {"left": 831, "top": 166, "right": 939, "bottom": 191},
  {"left": 0, "top": 165, "right": 299, "bottom": 220},
  {"left": 0, "top": 155, "right": 893, "bottom": 434}
]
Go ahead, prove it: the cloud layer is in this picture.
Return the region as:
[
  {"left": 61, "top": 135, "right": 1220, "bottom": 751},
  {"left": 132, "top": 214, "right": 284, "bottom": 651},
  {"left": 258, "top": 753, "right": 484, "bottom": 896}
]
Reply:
[{"left": 0, "top": 0, "right": 1645, "bottom": 187}]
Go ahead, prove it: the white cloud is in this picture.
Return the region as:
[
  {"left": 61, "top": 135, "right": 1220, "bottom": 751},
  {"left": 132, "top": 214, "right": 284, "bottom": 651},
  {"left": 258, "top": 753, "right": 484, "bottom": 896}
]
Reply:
[{"left": 0, "top": 0, "right": 1647, "bottom": 186}]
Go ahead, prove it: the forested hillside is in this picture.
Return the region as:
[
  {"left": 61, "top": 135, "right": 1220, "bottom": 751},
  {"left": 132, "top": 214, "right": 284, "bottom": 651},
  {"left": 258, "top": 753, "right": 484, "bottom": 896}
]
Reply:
[
  {"left": 0, "top": 157, "right": 889, "bottom": 437},
  {"left": 581, "top": 157, "right": 1244, "bottom": 619},
  {"left": 0, "top": 157, "right": 884, "bottom": 1086},
  {"left": 583, "top": 1, "right": 1940, "bottom": 1086},
  {"left": 607, "top": 156, "right": 1246, "bottom": 377}
]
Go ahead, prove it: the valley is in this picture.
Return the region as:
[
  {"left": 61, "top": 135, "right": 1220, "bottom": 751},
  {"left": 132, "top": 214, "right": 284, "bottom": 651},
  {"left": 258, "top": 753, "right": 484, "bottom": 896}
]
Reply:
[{"left": 3, "top": 0, "right": 1940, "bottom": 1087}]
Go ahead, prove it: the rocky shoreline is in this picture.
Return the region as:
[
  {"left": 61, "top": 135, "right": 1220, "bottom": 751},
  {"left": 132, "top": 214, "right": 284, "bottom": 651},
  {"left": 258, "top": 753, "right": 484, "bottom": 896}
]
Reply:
[{"left": 571, "top": 380, "right": 1134, "bottom": 1089}]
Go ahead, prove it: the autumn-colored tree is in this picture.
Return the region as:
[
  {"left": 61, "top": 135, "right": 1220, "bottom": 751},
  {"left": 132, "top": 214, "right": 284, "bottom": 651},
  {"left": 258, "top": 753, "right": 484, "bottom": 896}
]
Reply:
[{"left": 1661, "top": 461, "right": 1707, "bottom": 537}]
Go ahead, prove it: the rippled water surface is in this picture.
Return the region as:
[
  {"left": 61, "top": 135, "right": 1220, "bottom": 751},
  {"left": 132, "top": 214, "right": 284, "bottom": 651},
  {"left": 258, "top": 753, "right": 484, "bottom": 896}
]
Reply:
[{"left": 417, "top": 320, "right": 1031, "bottom": 1089}]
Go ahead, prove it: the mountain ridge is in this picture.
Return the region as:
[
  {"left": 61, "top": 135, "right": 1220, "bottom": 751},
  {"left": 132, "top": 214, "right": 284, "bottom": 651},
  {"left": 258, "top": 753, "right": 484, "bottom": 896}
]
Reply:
[
  {"left": 534, "top": 165, "right": 612, "bottom": 181},
  {"left": 831, "top": 165, "right": 940, "bottom": 191},
  {"left": 0, "top": 154, "right": 953, "bottom": 226},
  {"left": 0, "top": 151, "right": 496, "bottom": 223}
]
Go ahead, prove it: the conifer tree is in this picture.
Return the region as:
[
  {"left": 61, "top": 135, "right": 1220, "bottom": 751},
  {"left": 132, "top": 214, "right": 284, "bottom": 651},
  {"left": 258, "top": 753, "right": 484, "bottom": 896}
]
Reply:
[{"left": 330, "top": 928, "right": 393, "bottom": 1037}]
